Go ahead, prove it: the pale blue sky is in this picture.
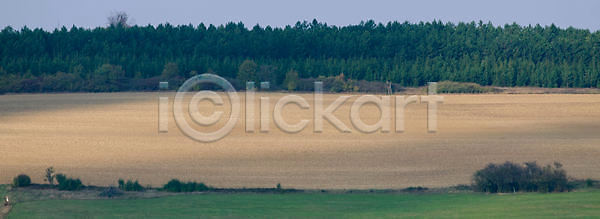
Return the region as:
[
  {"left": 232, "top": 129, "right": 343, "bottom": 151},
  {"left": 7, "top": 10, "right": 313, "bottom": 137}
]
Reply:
[{"left": 1, "top": 0, "right": 599, "bottom": 31}]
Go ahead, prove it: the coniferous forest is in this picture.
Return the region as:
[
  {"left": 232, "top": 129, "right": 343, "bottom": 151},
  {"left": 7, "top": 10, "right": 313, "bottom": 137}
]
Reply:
[{"left": 1, "top": 19, "right": 600, "bottom": 93}]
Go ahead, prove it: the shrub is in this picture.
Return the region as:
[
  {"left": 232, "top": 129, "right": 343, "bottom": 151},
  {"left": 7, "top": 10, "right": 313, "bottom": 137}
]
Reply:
[
  {"left": 283, "top": 70, "right": 299, "bottom": 91},
  {"left": 118, "top": 179, "right": 144, "bottom": 192},
  {"left": 125, "top": 180, "right": 143, "bottom": 191},
  {"left": 473, "top": 161, "right": 569, "bottom": 193},
  {"left": 13, "top": 174, "right": 31, "bottom": 187},
  {"left": 55, "top": 173, "right": 83, "bottom": 191},
  {"left": 329, "top": 76, "right": 346, "bottom": 92},
  {"left": 163, "top": 179, "right": 182, "bottom": 192},
  {"left": 163, "top": 179, "right": 210, "bottom": 193},
  {"left": 585, "top": 178, "right": 596, "bottom": 188},
  {"left": 118, "top": 179, "right": 124, "bottom": 189}
]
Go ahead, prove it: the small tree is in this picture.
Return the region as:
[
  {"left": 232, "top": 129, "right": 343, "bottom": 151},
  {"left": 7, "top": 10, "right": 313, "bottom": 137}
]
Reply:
[
  {"left": 163, "top": 179, "right": 183, "bottom": 192},
  {"left": 92, "top": 64, "right": 126, "bottom": 91},
  {"left": 161, "top": 62, "right": 180, "bottom": 80},
  {"left": 118, "top": 179, "right": 125, "bottom": 189},
  {"left": 55, "top": 173, "right": 66, "bottom": 185},
  {"left": 44, "top": 166, "right": 55, "bottom": 185},
  {"left": 237, "top": 60, "right": 258, "bottom": 86},
  {"left": 257, "top": 65, "right": 277, "bottom": 84},
  {"left": 330, "top": 73, "right": 347, "bottom": 93},
  {"left": 283, "top": 70, "right": 299, "bottom": 91},
  {"left": 107, "top": 11, "right": 130, "bottom": 28}
]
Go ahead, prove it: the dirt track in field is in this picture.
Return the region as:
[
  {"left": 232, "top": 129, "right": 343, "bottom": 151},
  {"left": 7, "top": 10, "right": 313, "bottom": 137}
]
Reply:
[{"left": 1, "top": 92, "right": 599, "bottom": 189}]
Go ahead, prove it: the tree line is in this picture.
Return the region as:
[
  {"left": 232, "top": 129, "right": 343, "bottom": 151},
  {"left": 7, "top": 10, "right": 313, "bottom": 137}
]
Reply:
[{"left": 1, "top": 19, "right": 600, "bottom": 93}]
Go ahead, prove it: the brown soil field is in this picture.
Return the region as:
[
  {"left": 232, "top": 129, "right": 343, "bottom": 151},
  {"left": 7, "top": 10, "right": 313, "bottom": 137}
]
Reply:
[{"left": 1, "top": 92, "right": 600, "bottom": 189}]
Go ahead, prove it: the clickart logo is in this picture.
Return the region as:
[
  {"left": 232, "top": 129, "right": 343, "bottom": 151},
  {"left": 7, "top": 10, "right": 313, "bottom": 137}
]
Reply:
[{"left": 159, "top": 73, "right": 443, "bottom": 143}]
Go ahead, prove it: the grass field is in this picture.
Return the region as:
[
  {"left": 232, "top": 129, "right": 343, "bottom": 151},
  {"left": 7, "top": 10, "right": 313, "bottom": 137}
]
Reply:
[
  {"left": 5, "top": 189, "right": 600, "bottom": 218},
  {"left": 1, "top": 92, "right": 600, "bottom": 189}
]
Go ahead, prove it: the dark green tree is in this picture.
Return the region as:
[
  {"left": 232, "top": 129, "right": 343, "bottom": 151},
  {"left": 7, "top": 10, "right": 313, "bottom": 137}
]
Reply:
[
  {"left": 237, "top": 60, "right": 258, "bottom": 85},
  {"left": 283, "top": 69, "right": 299, "bottom": 91}
]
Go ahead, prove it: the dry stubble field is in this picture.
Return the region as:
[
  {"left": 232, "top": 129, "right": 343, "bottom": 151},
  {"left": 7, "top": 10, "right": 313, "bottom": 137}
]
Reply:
[{"left": 1, "top": 92, "right": 599, "bottom": 189}]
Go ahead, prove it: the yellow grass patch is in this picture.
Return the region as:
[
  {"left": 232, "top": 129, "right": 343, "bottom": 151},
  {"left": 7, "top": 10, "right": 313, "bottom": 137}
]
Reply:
[{"left": 1, "top": 92, "right": 599, "bottom": 189}]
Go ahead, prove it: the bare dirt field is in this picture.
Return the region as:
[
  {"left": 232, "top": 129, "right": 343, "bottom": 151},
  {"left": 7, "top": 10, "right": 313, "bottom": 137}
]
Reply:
[{"left": 1, "top": 92, "right": 599, "bottom": 189}]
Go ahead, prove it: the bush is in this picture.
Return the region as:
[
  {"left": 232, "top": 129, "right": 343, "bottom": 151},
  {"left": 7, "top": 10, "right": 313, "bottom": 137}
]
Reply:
[
  {"left": 55, "top": 173, "right": 84, "bottom": 191},
  {"left": 163, "top": 179, "right": 182, "bottom": 192},
  {"left": 585, "top": 178, "right": 597, "bottom": 188},
  {"left": 473, "top": 161, "right": 569, "bottom": 193},
  {"left": 327, "top": 73, "right": 358, "bottom": 93},
  {"left": 118, "top": 179, "right": 144, "bottom": 191},
  {"left": 568, "top": 178, "right": 599, "bottom": 189},
  {"left": 13, "top": 174, "right": 31, "bottom": 187},
  {"left": 283, "top": 70, "right": 299, "bottom": 91},
  {"left": 437, "top": 81, "right": 496, "bottom": 93},
  {"left": 163, "top": 179, "right": 210, "bottom": 193}
]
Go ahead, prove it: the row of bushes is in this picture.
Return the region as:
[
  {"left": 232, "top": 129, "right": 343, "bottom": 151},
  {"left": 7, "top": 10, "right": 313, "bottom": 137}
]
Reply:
[
  {"left": 9, "top": 162, "right": 588, "bottom": 194},
  {"left": 294, "top": 74, "right": 403, "bottom": 93},
  {"left": 116, "top": 179, "right": 214, "bottom": 193},
  {"left": 13, "top": 172, "right": 83, "bottom": 191},
  {"left": 118, "top": 179, "right": 144, "bottom": 192},
  {"left": 436, "top": 81, "right": 497, "bottom": 93},
  {"left": 473, "top": 161, "right": 570, "bottom": 193},
  {"left": 12, "top": 172, "right": 212, "bottom": 194}
]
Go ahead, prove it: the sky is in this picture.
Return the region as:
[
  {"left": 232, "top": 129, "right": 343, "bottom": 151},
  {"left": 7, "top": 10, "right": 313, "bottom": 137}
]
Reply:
[{"left": 1, "top": 0, "right": 599, "bottom": 31}]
